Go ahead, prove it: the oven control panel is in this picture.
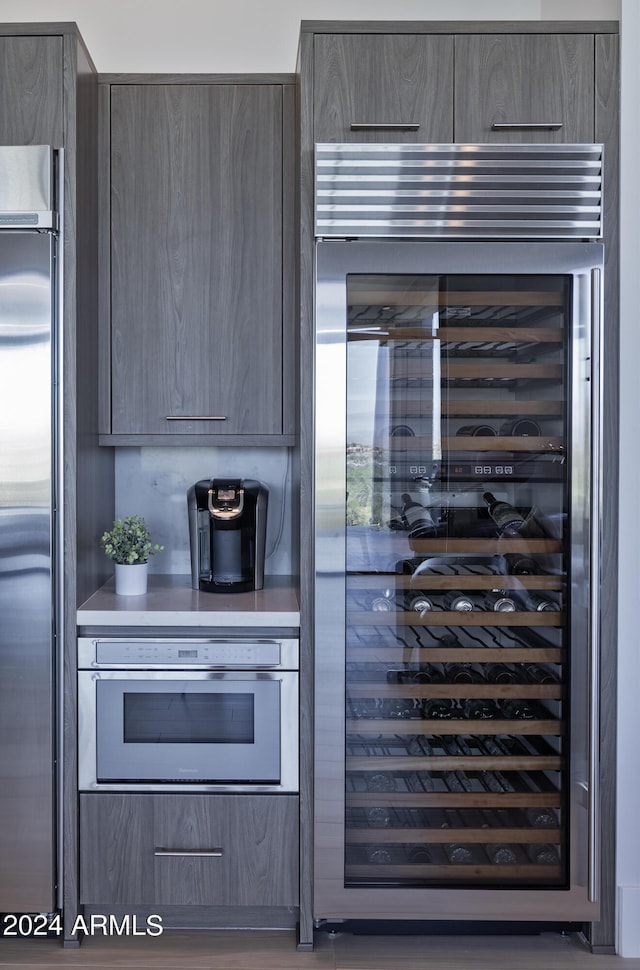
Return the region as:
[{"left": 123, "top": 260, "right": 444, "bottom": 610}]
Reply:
[{"left": 78, "top": 638, "right": 298, "bottom": 670}]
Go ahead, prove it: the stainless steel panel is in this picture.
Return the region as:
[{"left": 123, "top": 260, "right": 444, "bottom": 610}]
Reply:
[
  {"left": 315, "top": 144, "right": 603, "bottom": 239},
  {"left": 0, "top": 146, "right": 56, "bottom": 229},
  {"left": 0, "top": 229, "right": 56, "bottom": 912},
  {"left": 314, "top": 240, "right": 602, "bottom": 921}
]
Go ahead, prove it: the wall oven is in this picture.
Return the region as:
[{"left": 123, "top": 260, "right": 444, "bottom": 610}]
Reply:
[{"left": 78, "top": 637, "right": 298, "bottom": 792}]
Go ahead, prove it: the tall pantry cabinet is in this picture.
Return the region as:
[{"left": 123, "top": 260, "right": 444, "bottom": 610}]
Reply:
[
  {"left": 297, "top": 20, "right": 619, "bottom": 951},
  {"left": 0, "top": 22, "right": 114, "bottom": 941}
]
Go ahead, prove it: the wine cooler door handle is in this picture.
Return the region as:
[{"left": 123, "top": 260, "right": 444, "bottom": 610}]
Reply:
[{"left": 588, "top": 266, "right": 603, "bottom": 903}]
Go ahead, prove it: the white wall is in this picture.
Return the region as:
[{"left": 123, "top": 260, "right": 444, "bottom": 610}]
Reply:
[{"left": 0, "top": 0, "right": 620, "bottom": 72}]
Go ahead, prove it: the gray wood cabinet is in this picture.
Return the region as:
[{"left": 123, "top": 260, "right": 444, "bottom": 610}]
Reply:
[
  {"left": 101, "top": 78, "right": 295, "bottom": 445},
  {"left": 0, "top": 35, "right": 63, "bottom": 145},
  {"left": 454, "top": 34, "right": 595, "bottom": 142},
  {"left": 80, "top": 793, "right": 299, "bottom": 907},
  {"left": 313, "top": 34, "right": 453, "bottom": 143}
]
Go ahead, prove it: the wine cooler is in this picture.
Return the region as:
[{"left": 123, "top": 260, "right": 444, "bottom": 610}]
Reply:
[{"left": 313, "top": 145, "right": 603, "bottom": 923}]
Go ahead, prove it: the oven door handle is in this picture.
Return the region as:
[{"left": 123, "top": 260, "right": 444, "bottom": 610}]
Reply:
[{"left": 154, "top": 847, "right": 223, "bottom": 858}]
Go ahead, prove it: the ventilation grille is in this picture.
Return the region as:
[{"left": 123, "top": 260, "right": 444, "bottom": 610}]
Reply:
[{"left": 315, "top": 143, "right": 603, "bottom": 240}]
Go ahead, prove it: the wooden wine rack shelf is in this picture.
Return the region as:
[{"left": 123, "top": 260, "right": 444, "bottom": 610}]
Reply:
[
  {"left": 387, "top": 435, "right": 563, "bottom": 452},
  {"left": 345, "top": 828, "right": 561, "bottom": 845},
  {"left": 346, "top": 755, "right": 562, "bottom": 773},
  {"left": 378, "top": 538, "right": 562, "bottom": 555},
  {"left": 388, "top": 576, "right": 563, "bottom": 591},
  {"left": 350, "top": 326, "right": 563, "bottom": 343},
  {"left": 346, "top": 719, "right": 563, "bottom": 736},
  {"left": 350, "top": 611, "right": 563, "bottom": 627},
  {"left": 348, "top": 684, "right": 562, "bottom": 700},
  {"left": 346, "top": 647, "right": 564, "bottom": 663},
  {"left": 348, "top": 289, "right": 564, "bottom": 308},
  {"left": 345, "top": 863, "right": 562, "bottom": 880},
  {"left": 346, "top": 792, "right": 562, "bottom": 809},
  {"left": 396, "top": 399, "right": 564, "bottom": 417},
  {"left": 393, "top": 361, "right": 563, "bottom": 380}
]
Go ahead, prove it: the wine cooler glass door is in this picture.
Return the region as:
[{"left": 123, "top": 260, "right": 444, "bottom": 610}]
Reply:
[{"left": 314, "top": 240, "right": 602, "bottom": 921}]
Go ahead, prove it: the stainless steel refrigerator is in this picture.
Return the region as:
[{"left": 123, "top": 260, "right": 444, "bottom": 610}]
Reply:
[
  {"left": 0, "top": 145, "right": 59, "bottom": 912},
  {"left": 313, "top": 144, "right": 603, "bottom": 922}
]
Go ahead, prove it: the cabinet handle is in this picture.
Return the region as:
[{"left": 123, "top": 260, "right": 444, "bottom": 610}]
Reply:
[
  {"left": 491, "top": 122, "right": 563, "bottom": 131},
  {"left": 154, "top": 847, "right": 223, "bottom": 858},
  {"left": 165, "top": 415, "right": 227, "bottom": 421},
  {"left": 350, "top": 122, "right": 420, "bottom": 131}
]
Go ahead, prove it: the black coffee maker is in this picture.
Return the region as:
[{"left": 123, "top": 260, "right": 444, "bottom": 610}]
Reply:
[{"left": 187, "top": 478, "right": 268, "bottom": 593}]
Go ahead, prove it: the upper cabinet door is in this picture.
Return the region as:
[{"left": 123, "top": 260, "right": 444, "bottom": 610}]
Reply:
[
  {"left": 454, "top": 34, "right": 594, "bottom": 143},
  {"left": 313, "top": 34, "right": 454, "bottom": 144},
  {"left": 109, "top": 84, "right": 287, "bottom": 439},
  {"left": 0, "top": 36, "right": 63, "bottom": 146}
]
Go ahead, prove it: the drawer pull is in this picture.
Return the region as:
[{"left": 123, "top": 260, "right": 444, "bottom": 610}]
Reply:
[
  {"left": 350, "top": 122, "right": 420, "bottom": 131},
  {"left": 165, "top": 415, "right": 227, "bottom": 421},
  {"left": 154, "top": 847, "right": 223, "bottom": 858},
  {"left": 491, "top": 122, "right": 563, "bottom": 131}
]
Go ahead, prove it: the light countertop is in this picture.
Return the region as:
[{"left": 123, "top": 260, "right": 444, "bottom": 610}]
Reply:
[{"left": 77, "top": 574, "right": 299, "bottom": 627}]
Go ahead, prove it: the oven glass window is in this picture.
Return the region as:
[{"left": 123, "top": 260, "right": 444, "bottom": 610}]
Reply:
[{"left": 123, "top": 692, "right": 255, "bottom": 744}]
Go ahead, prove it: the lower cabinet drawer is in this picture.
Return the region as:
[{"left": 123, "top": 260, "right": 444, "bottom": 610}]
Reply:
[{"left": 80, "top": 793, "right": 299, "bottom": 907}]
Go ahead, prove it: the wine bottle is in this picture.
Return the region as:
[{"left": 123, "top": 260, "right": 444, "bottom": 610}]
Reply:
[
  {"left": 422, "top": 697, "right": 457, "bottom": 719},
  {"left": 405, "top": 591, "right": 435, "bottom": 615},
  {"left": 483, "top": 491, "right": 527, "bottom": 535},
  {"left": 358, "top": 590, "right": 395, "bottom": 612},
  {"left": 503, "top": 553, "right": 541, "bottom": 576},
  {"left": 366, "top": 807, "right": 392, "bottom": 828},
  {"left": 525, "top": 663, "right": 559, "bottom": 685},
  {"left": 526, "top": 843, "right": 560, "bottom": 865},
  {"left": 486, "top": 843, "right": 518, "bottom": 865},
  {"left": 365, "top": 846, "right": 393, "bottom": 864},
  {"left": 521, "top": 593, "right": 560, "bottom": 612},
  {"left": 383, "top": 698, "right": 421, "bottom": 719},
  {"left": 456, "top": 424, "right": 496, "bottom": 436},
  {"left": 444, "top": 661, "right": 483, "bottom": 684},
  {"left": 406, "top": 845, "right": 432, "bottom": 863},
  {"left": 400, "top": 493, "right": 437, "bottom": 538},
  {"left": 443, "top": 590, "right": 475, "bottom": 612},
  {"left": 411, "top": 662, "right": 445, "bottom": 684},
  {"left": 484, "top": 589, "right": 517, "bottom": 612},
  {"left": 524, "top": 806, "right": 558, "bottom": 829},
  {"left": 444, "top": 843, "right": 475, "bottom": 864},
  {"left": 499, "top": 418, "right": 541, "bottom": 437},
  {"left": 463, "top": 697, "right": 497, "bottom": 719},
  {"left": 485, "top": 662, "right": 518, "bottom": 684},
  {"left": 500, "top": 698, "right": 536, "bottom": 720}
]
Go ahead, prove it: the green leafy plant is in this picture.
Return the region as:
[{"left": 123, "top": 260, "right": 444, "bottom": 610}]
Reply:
[{"left": 100, "top": 515, "right": 164, "bottom": 565}]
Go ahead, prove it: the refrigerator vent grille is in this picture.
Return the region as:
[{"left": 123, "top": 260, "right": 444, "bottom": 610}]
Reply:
[{"left": 315, "top": 143, "right": 603, "bottom": 240}]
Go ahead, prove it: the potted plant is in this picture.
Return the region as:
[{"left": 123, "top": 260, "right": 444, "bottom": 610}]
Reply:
[{"left": 100, "top": 515, "right": 164, "bottom": 596}]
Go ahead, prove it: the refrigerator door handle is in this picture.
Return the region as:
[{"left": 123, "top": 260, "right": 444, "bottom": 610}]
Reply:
[{"left": 588, "top": 266, "right": 603, "bottom": 903}]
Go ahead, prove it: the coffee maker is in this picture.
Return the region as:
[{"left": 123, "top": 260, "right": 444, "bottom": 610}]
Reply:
[{"left": 187, "top": 478, "right": 268, "bottom": 593}]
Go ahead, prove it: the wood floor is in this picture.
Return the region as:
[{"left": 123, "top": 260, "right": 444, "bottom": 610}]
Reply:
[{"left": 1, "top": 929, "right": 639, "bottom": 969}]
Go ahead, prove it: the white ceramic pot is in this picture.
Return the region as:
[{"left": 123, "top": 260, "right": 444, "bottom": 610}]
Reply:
[{"left": 114, "top": 562, "right": 148, "bottom": 596}]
